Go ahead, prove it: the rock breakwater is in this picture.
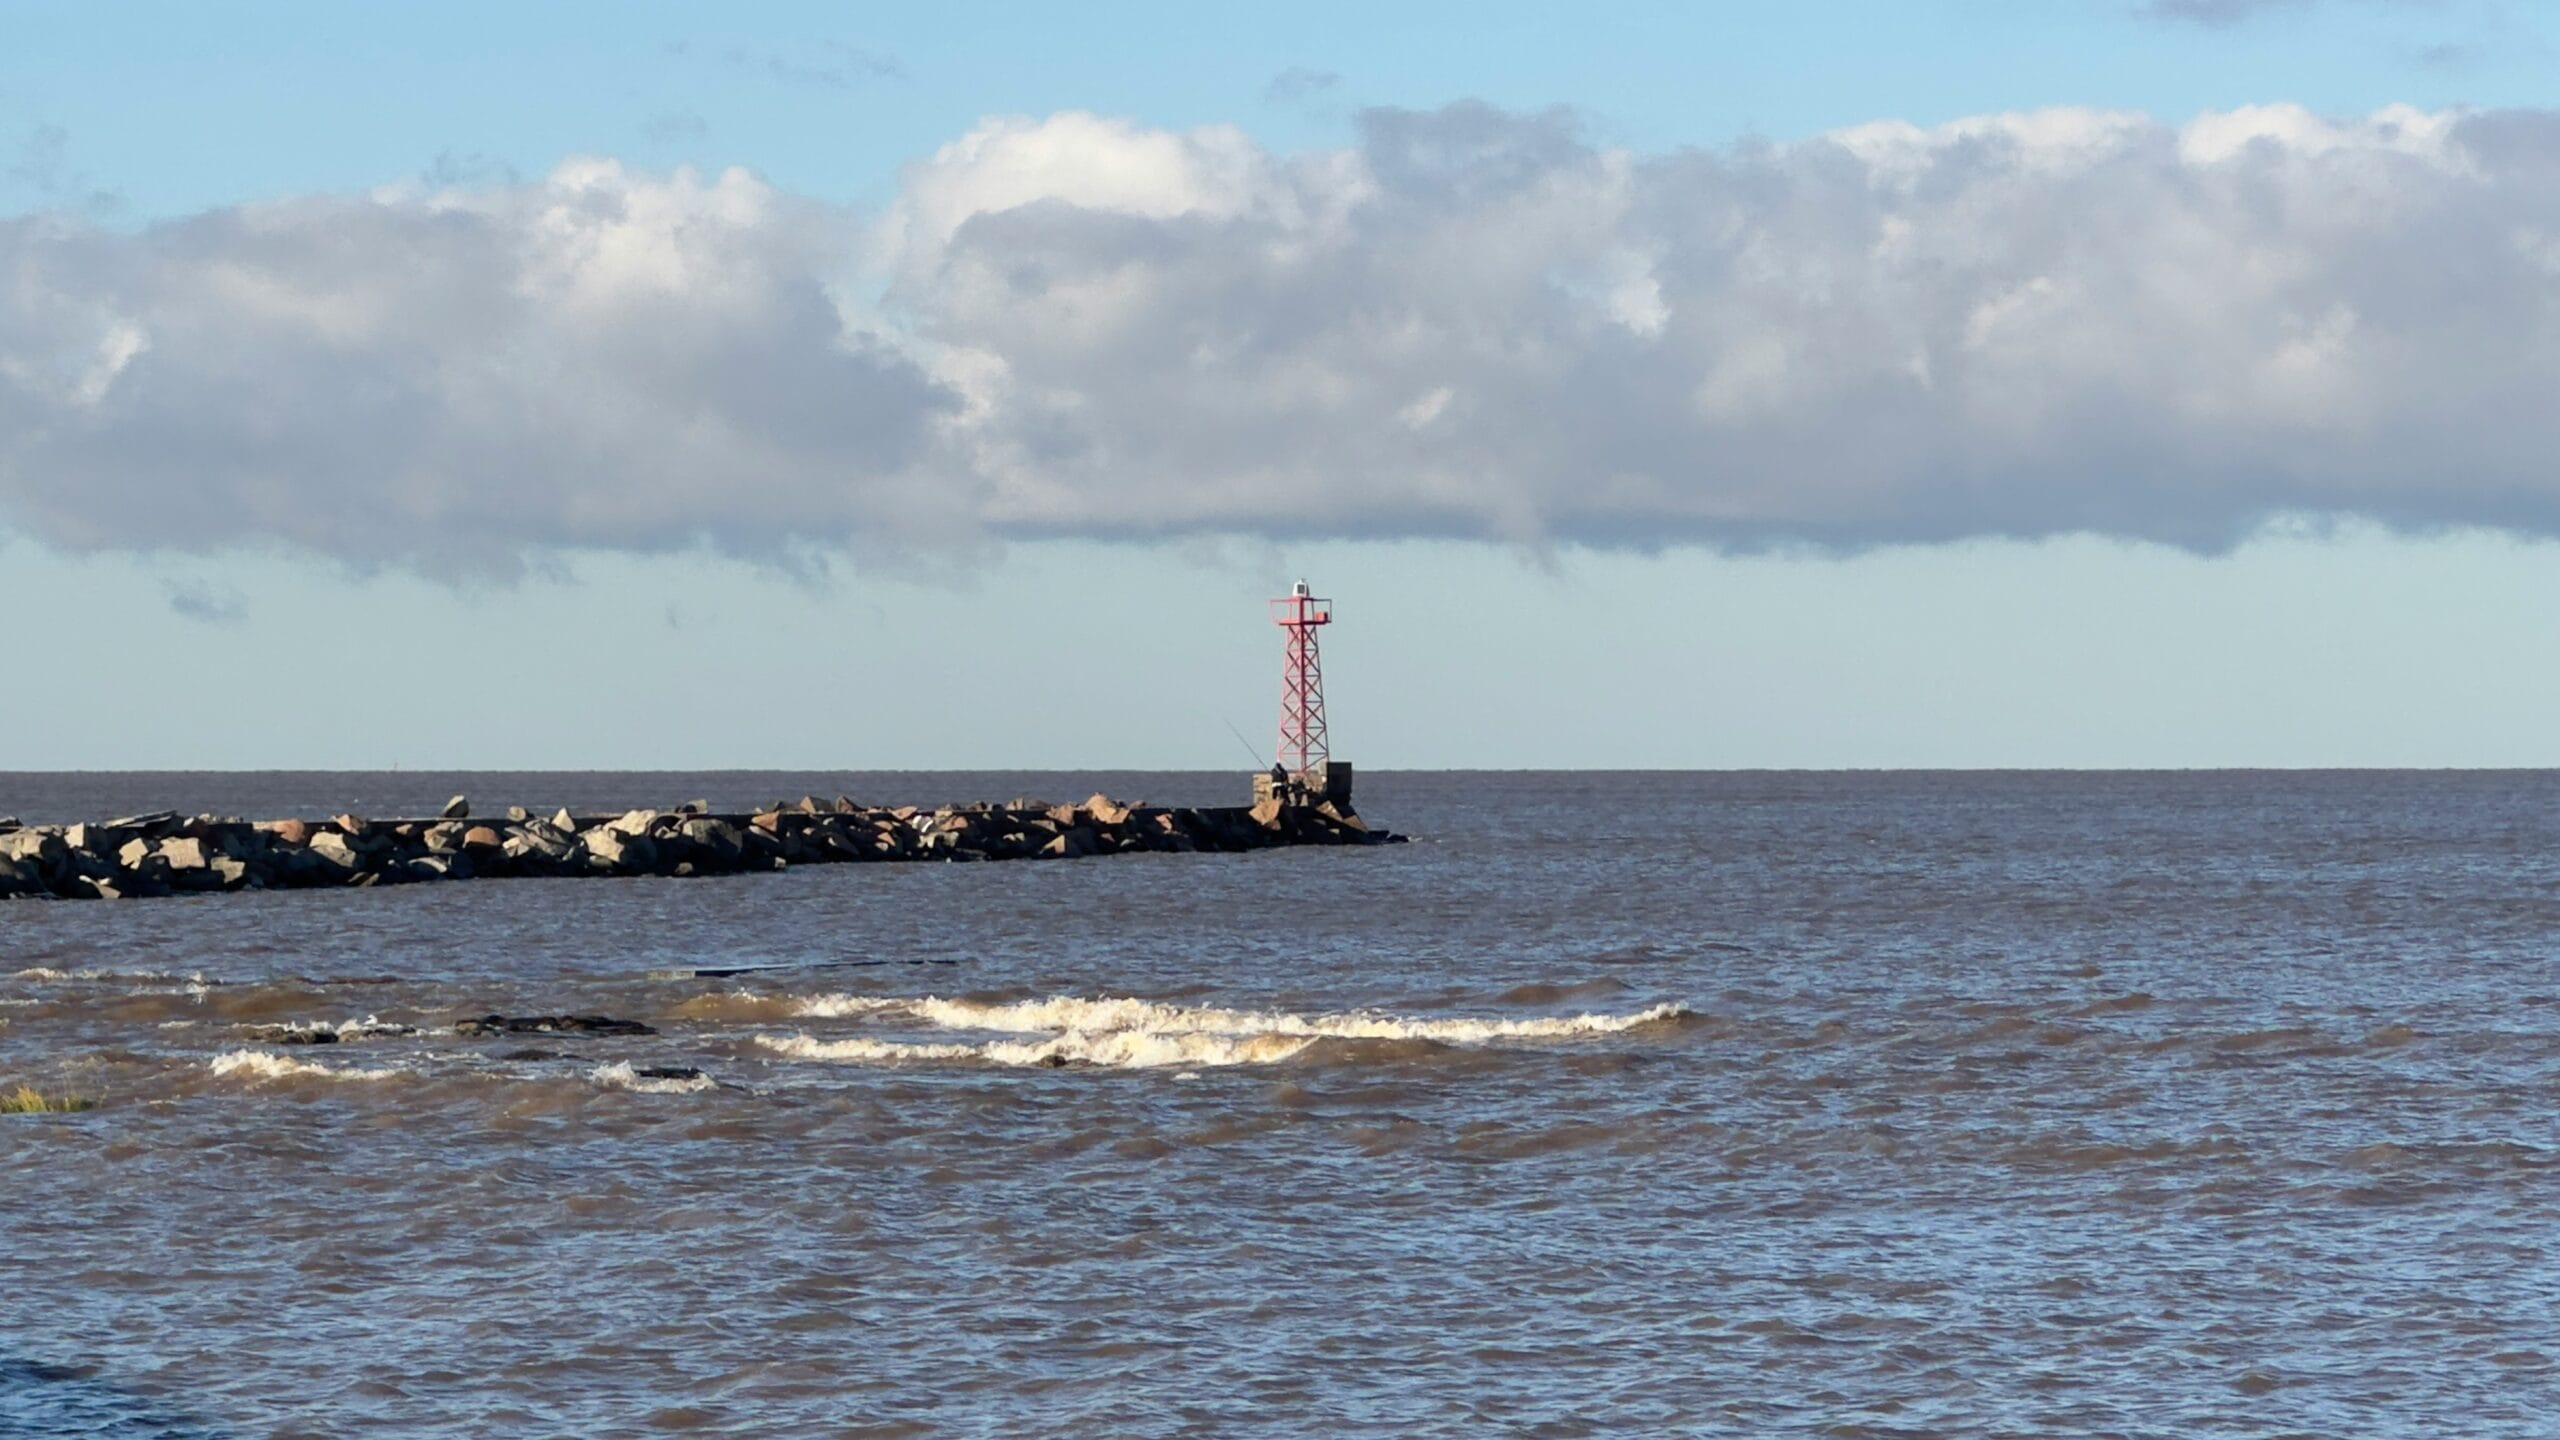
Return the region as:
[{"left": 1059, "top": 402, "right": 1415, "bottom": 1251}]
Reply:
[{"left": 0, "top": 791, "right": 1398, "bottom": 902}]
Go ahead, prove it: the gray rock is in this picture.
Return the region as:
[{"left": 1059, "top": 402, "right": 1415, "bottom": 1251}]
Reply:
[
  {"left": 584, "top": 828, "right": 655, "bottom": 869},
  {"left": 506, "top": 828, "right": 579, "bottom": 863},
  {"left": 441, "top": 795, "right": 470, "bottom": 820},
  {"left": 678, "top": 817, "right": 742, "bottom": 857},
  {"left": 0, "top": 828, "right": 63, "bottom": 865},
  {"left": 454, "top": 1014, "right": 657, "bottom": 1037},
  {"left": 159, "top": 837, "right": 211, "bottom": 871},
  {"left": 309, "top": 833, "right": 363, "bottom": 871}
]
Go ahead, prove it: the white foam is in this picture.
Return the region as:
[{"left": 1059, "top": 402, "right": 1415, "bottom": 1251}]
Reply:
[
  {"left": 760, "top": 1030, "right": 1316, "bottom": 1068},
  {"left": 15, "top": 967, "right": 215, "bottom": 986},
  {"left": 759, "top": 1035, "right": 982, "bottom": 1063},
  {"left": 803, "top": 993, "right": 1691, "bottom": 1044},
  {"left": 256, "top": 1015, "right": 420, "bottom": 1042},
  {"left": 591, "top": 1061, "right": 716, "bottom": 1095},
  {"left": 757, "top": 995, "right": 1690, "bottom": 1070},
  {"left": 208, "top": 1049, "right": 400, "bottom": 1083},
  {"left": 788, "top": 993, "right": 908, "bottom": 1019}
]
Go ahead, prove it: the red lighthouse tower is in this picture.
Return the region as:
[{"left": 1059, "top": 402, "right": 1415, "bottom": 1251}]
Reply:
[{"left": 1262, "top": 581, "right": 1352, "bottom": 808}]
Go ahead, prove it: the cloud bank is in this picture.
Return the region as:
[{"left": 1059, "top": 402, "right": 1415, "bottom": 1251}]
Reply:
[{"left": 9, "top": 100, "right": 2560, "bottom": 571}]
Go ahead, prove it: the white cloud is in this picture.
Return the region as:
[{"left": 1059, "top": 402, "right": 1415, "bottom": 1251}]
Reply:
[
  {"left": 11, "top": 101, "right": 2560, "bottom": 570},
  {"left": 0, "top": 159, "right": 954, "bottom": 571}
]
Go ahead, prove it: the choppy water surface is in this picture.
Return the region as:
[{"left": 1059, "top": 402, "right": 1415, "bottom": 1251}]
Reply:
[{"left": 5, "top": 770, "right": 2559, "bottom": 1437}]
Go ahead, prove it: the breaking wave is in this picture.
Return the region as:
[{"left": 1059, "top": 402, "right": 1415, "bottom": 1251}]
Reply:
[
  {"left": 762, "top": 1030, "right": 1323, "bottom": 1069},
  {"left": 11, "top": 967, "right": 214, "bottom": 986},
  {"left": 207, "top": 1049, "right": 402, "bottom": 1083},
  {"left": 756, "top": 995, "right": 1691, "bottom": 1070}
]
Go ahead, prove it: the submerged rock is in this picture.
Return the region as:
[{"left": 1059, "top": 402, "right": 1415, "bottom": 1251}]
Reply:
[
  {"left": 244, "top": 1026, "right": 340, "bottom": 1045},
  {"left": 454, "top": 1014, "right": 658, "bottom": 1038}
]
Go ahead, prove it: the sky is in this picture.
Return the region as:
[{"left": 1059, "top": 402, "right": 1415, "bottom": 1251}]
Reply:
[{"left": 7, "top": 0, "right": 2560, "bottom": 769}]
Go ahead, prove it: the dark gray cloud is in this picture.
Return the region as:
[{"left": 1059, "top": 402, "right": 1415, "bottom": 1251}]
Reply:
[
  {"left": 754, "top": 41, "right": 906, "bottom": 88},
  {"left": 1265, "top": 67, "right": 1341, "bottom": 103},
  {"left": 667, "top": 38, "right": 906, "bottom": 89},
  {"left": 6, "top": 122, "right": 120, "bottom": 215},
  {"left": 163, "top": 579, "right": 245, "bottom": 625},
  {"left": 2135, "top": 0, "right": 2312, "bottom": 25},
  {"left": 420, "top": 149, "right": 517, "bottom": 188},
  {"left": 643, "top": 109, "right": 709, "bottom": 145},
  {"left": 6, "top": 122, "right": 68, "bottom": 191},
  {"left": 15, "top": 102, "right": 2560, "bottom": 571},
  {"left": 2134, "top": 0, "right": 2455, "bottom": 26}
]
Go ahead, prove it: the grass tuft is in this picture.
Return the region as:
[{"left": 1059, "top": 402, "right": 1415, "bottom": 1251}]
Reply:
[{"left": 0, "top": 1084, "right": 94, "bottom": 1114}]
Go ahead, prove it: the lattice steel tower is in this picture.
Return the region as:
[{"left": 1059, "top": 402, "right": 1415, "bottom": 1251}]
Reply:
[{"left": 1271, "top": 581, "right": 1333, "bottom": 780}]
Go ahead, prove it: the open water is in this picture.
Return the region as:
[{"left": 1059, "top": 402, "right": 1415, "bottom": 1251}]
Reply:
[{"left": 2, "top": 769, "right": 2557, "bottom": 1438}]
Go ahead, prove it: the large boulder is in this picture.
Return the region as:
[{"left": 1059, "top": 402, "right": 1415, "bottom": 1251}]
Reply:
[
  {"left": 0, "top": 828, "right": 64, "bottom": 868},
  {"left": 308, "top": 832, "right": 364, "bottom": 873},
  {"left": 1039, "top": 827, "right": 1101, "bottom": 859},
  {"left": 506, "top": 827, "right": 579, "bottom": 864},
  {"left": 159, "top": 836, "right": 211, "bottom": 871},
  {"left": 0, "top": 856, "right": 44, "bottom": 897},
  {"left": 677, "top": 818, "right": 743, "bottom": 863},
  {"left": 604, "top": 808, "right": 659, "bottom": 838},
  {"left": 441, "top": 795, "right": 470, "bottom": 819},
  {"left": 584, "top": 828, "right": 655, "bottom": 871},
  {"left": 1315, "top": 801, "right": 1369, "bottom": 833}
]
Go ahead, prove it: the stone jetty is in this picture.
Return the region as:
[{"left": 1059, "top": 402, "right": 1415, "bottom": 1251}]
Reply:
[{"left": 0, "top": 791, "right": 1397, "bottom": 902}]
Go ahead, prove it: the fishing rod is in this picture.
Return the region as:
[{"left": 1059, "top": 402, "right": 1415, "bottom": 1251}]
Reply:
[{"left": 1221, "top": 716, "right": 1267, "bottom": 768}]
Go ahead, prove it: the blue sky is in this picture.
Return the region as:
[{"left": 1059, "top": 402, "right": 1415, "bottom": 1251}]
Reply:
[{"left": 6, "top": 0, "right": 2560, "bottom": 769}]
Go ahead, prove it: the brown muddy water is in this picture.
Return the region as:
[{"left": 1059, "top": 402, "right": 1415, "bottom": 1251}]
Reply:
[{"left": 3, "top": 769, "right": 2558, "bottom": 1437}]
